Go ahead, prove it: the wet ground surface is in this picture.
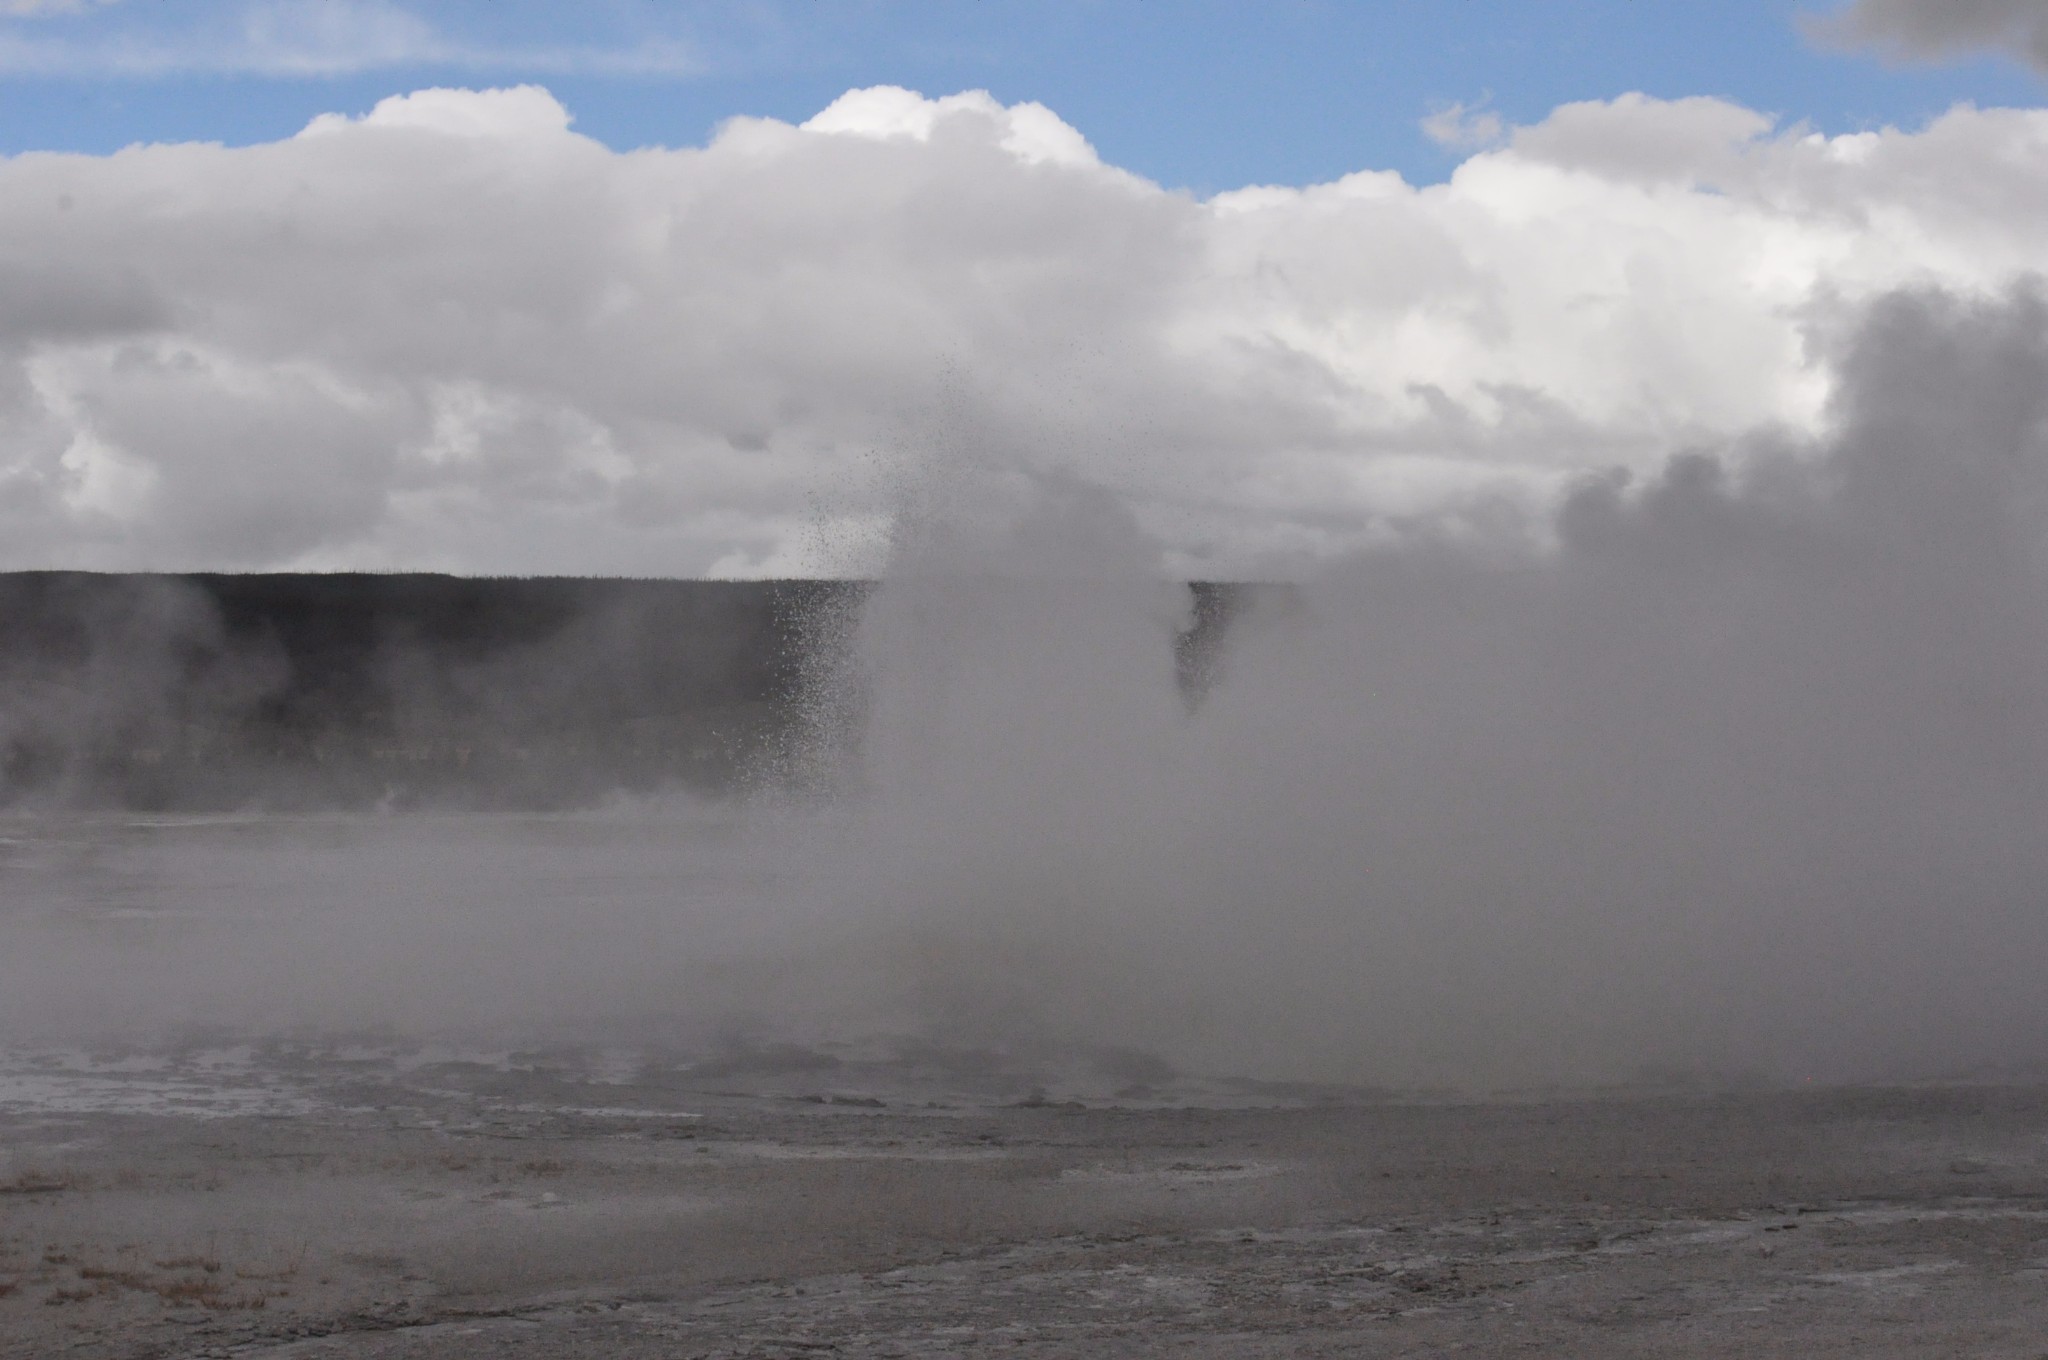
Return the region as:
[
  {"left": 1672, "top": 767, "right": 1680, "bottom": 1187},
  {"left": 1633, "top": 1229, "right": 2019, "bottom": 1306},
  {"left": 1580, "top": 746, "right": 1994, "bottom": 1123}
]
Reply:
[{"left": 2, "top": 1042, "right": 2046, "bottom": 1357}]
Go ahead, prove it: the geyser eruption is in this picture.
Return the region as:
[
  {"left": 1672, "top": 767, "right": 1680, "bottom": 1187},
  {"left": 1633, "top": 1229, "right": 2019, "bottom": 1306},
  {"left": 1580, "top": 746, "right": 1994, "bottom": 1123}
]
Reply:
[
  {"left": 778, "top": 284, "right": 2048, "bottom": 1091},
  {"left": 765, "top": 474, "right": 1210, "bottom": 1059}
]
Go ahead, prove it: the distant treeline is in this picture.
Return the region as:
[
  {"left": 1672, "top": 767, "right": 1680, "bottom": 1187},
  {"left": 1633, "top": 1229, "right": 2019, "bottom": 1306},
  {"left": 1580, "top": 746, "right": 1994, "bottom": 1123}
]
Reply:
[{"left": 0, "top": 574, "right": 1247, "bottom": 811}]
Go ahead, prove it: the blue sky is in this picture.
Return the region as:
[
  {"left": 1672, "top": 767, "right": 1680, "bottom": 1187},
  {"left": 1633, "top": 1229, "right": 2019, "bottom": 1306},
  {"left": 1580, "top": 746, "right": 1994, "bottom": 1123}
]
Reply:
[{"left": 0, "top": 0, "right": 2041, "bottom": 191}]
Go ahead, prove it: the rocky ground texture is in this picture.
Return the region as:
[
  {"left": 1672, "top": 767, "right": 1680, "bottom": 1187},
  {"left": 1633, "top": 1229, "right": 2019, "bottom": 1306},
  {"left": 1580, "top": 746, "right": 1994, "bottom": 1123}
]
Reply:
[{"left": 2, "top": 1044, "right": 2045, "bottom": 1358}]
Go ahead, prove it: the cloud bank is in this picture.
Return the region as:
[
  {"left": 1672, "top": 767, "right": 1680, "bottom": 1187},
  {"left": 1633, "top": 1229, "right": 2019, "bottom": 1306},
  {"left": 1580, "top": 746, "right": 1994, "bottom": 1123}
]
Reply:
[{"left": 3, "top": 83, "right": 2048, "bottom": 575}]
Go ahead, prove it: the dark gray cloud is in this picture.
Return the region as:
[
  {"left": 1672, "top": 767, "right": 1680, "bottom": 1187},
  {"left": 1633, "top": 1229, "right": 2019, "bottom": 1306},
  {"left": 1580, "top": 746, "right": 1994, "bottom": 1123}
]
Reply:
[
  {"left": 0, "top": 262, "right": 166, "bottom": 347},
  {"left": 1816, "top": 0, "right": 2048, "bottom": 69}
]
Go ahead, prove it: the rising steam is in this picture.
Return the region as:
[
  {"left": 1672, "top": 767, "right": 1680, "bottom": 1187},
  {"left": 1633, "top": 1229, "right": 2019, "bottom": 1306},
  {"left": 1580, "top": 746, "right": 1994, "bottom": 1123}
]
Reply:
[
  {"left": 3, "top": 285, "right": 2046, "bottom": 1095},
  {"left": 766, "top": 284, "right": 2048, "bottom": 1090}
]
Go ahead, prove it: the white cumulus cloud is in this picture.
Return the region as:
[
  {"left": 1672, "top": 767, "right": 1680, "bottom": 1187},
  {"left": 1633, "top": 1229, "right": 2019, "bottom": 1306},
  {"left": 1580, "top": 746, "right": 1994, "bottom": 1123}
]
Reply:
[
  {"left": 1420, "top": 99, "right": 1504, "bottom": 151},
  {"left": 2, "top": 84, "right": 2047, "bottom": 575}
]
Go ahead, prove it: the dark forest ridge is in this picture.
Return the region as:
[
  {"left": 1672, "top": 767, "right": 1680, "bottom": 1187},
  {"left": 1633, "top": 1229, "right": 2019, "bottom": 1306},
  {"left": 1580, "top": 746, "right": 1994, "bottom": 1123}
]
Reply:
[{"left": 0, "top": 573, "right": 1244, "bottom": 811}]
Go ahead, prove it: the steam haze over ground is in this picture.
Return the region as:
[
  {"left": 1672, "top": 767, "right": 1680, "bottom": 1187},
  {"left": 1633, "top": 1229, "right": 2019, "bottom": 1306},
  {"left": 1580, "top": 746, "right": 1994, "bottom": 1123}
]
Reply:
[{"left": 4, "top": 284, "right": 2047, "bottom": 1094}]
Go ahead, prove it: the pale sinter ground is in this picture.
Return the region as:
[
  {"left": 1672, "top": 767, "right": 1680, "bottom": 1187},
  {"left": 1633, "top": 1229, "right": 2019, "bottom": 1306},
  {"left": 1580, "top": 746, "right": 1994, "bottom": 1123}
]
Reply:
[{"left": 2, "top": 1040, "right": 2047, "bottom": 1359}]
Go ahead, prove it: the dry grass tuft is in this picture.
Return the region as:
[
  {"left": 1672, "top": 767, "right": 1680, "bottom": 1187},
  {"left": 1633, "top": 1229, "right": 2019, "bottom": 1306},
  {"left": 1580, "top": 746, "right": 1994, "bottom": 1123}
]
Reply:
[
  {"left": 1, "top": 1171, "right": 84, "bottom": 1196},
  {"left": 153, "top": 1277, "right": 267, "bottom": 1310},
  {"left": 37, "top": 1251, "right": 279, "bottom": 1312},
  {"left": 77, "top": 1265, "right": 151, "bottom": 1290},
  {"left": 153, "top": 1255, "right": 221, "bottom": 1273}
]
